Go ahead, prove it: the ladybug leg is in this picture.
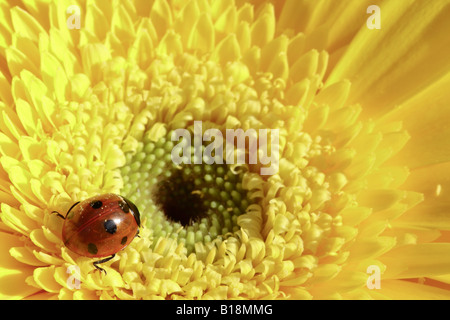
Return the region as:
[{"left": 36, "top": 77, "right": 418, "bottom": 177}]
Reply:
[
  {"left": 93, "top": 254, "right": 115, "bottom": 275},
  {"left": 135, "top": 229, "right": 141, "bottom": 238}
]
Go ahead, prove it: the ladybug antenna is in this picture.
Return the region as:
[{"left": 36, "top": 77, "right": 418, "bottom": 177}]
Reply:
[
  {"left": 53, "top": 201, "right": 80, "bottom": 220},
  {"left": 52, "top": 211, "right": 66, "bottom": 220}
]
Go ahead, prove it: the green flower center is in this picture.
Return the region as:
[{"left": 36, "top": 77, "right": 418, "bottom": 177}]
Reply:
[{"left": 120, "top": 131, "right": 253, "bottom": 253}]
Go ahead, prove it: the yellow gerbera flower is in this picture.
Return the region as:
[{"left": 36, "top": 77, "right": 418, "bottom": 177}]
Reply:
[{"left": 1, "top": 0, "right": 450, "bottom": 300}]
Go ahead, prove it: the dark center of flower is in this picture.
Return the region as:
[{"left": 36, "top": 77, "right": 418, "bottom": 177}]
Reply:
[
  {"left": 120, "top": 130, "right": 253, "bottom": 252},
  {"left": 153, "top": 169, "right": 207, "bottom": 226}
]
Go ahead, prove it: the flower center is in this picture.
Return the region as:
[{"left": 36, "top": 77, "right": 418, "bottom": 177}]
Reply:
[{"left": 120, "top": 130, "right": 253, "bottom": 252}]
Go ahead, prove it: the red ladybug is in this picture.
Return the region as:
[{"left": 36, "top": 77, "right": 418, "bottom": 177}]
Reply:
[{"left": 55, "top": 193, "right": 141, "bottom": 273}]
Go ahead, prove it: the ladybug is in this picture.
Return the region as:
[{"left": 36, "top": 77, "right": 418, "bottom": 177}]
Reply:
[{"left": 55, "top": 193, "right": 141, "bottom": 273}]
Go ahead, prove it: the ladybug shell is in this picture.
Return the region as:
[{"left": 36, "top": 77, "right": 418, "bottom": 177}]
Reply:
[{"left": 62, "top": 193, "right": 141, "bottom": 258}]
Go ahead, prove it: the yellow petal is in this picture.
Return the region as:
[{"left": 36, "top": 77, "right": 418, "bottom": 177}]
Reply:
[
  {"left": 348, "top": 236, "right": 396, "bottom": 262},
  {"left": 0, "top": 132, "right": 19, "bottom": 158},
  {"left": 268, "top": 51, "right": 289, "bottom": 81},
  {"left": 10, "top": 247, "right": 46, "bottom": 267},
  {"left": 85, "top": 2, "right": 110, "bottom": 40},
  {"left": 376, "top": 280, "right": 450, "bottom": 300},
  {"left": 0, "top": 70, "right": 12, "bottom": 105},
  {"left": 1, "top": 203, "right": 37, "bottom": 235},
  {"left": 18, "top": 70, "right": 55, "bottom": 131},
  {"left": 327, "top": 1, "right": 450, "bottom": 118},
  {"left": 129, "top": 25, "right": 154, "bottom": 70},
  {"left": 81, "top": 43, "right": 111, "bottom": 83},
  {"left": 384, "top": 73, "right": 450, "bottom": 168},
  {"left": 381, "top": 243, "right": 450, "bottom": 279},
  {"left": 289, "top": 49, "right": 319, "bottom": 83},
  {"left": 213, "top": 34, "right": 241, "bottom": 65},
  {"left": 48, "top": 28, "right": 78, "bottom": 76},
  {"left": 11, "top": 6, "right": 46, "bottom": 42},
  {"left": 215, "top": 4, "right": 237, "bottom": 34},
  {"left": 251, "top": 3, "right": 275, "bottom": 48},
  {"left": 156, "top": 30, "right": 183, "bottom": 57},
  {"left": 111, "top": 3, "right": 135, "bottom": 45},
  {"left": 32, "top": 266, "right": 63, "bottom": 293},
  {"left": 150, "top": 0, "right": 173, "bottom": 39},
  {"left": 6, "top": 46, "right": 39, "bottom": 78},
  {"left": 15, "top": 98, "right": 38, "bottom": 136},
  {"left": 40, "top": 51, "right": 68, "bottom": 103},
  {"left": 0, "top": 232, "right": 37, "bottom": 299},
  {"left": 188, "top": 13, "right": 215, "bottom": 53}
]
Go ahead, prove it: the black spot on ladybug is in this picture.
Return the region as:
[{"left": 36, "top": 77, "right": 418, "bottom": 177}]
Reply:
[
  {"left": 88, "top": 243, "right": 98, "bottom": 255},
  {"left": 121, "top": 236, "right": 128, "bottom": 245},
  {"left": 104, "top": 219, "right": 117, "bottom": 234},
  {"left": 90, "top": 200, "right": 103, "bottom": 209},
  {"left": 118, "top": 200, "right": 129, "bottom": 213}
]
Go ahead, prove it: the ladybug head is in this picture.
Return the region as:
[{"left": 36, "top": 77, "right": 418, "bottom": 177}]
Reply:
[{"left": 123, "top": 197, "right": 141, "bottom": 227}]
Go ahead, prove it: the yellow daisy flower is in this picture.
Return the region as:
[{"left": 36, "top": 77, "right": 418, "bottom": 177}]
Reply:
[{"left": 1, "top": 0, "right": 450, "bottom": 300}]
